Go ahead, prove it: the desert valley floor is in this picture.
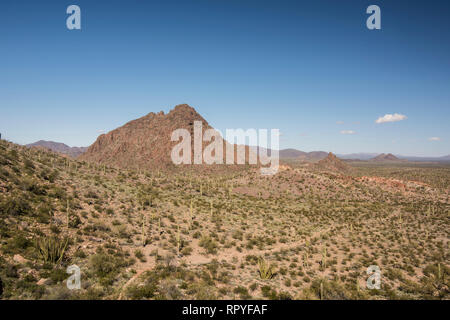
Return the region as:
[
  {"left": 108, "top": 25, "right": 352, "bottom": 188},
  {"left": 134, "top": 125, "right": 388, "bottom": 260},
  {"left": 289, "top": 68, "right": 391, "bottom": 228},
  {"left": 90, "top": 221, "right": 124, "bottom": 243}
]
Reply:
[{"left": 0, "top": 139, "right": 448, "bottom": 300}]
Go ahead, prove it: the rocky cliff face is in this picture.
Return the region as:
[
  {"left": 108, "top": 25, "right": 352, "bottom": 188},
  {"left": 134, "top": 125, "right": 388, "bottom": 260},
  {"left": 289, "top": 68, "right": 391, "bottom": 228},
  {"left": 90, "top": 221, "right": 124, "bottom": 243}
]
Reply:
[{"left": 80, "top": 104, "right": 255, "bottom": 171}]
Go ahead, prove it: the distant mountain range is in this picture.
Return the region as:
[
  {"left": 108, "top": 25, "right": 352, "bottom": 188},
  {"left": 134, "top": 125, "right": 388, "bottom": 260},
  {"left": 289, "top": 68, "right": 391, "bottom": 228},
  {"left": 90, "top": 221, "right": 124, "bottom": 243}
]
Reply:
[
  {"left": 250, "top": 147, "right": 329, "bottom": 162},
  {"left": 337, "top": 153, "right": 449, "bottom": 162},
  {"left": 25, "top": 117, "right": 449, "bottom": 163},
  {"left": 252, "top": 147, "right": 450, "bottom": 162},
  {"left": 26, "top": 140, "right": 450, "bottom": 163},
  {"left": 26, "top": 140, "right": 88, "bottom": 158},
  {"left": 369, "top": 153, "right": 403, "bottom": 162},
  {"left": 396, "top": 154, "right": 450, "bottom": 162},
  {"left": 337, "top": 153, "right": 380, "bottom": 160}
]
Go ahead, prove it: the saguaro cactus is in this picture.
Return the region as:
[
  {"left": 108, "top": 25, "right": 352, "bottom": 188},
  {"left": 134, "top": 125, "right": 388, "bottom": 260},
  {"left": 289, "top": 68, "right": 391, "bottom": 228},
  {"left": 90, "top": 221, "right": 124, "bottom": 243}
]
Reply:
[
  {"left": 321, "top": 247, "right": 327, "bottom": 270},
  {"left": 302, "top": 251, "right": 309, "bottom": 268},
  {"left": 438, "top": 263, "right": 442, "bottom": 280},
  {"left": 320, "top": 281, "right": 324, "bottom": 300},
  {"left": 189, "top": 199, "right": 194, "bottom": 228},
  {"left": 176, "top": 224, "right": 181, "bottom": 254},
  {"left": 142, "top": 213, "right": 147, "bottom": 247},
  {"left": 356, "top": 278, "right": 360, "bottom": 297},
  {"left": 66, "top": 199, "right": 70, "bottom": 228},
  {"left": 349, "top": 223, "right": 354, "bottom": 240}
]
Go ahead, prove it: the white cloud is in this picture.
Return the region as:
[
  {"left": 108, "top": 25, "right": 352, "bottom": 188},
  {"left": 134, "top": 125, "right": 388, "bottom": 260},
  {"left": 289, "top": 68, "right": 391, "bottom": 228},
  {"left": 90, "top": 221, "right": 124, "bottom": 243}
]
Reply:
[
  {"left": 340, "top": 130, "right": 356, "bottom": 135},
  {"left": 375, "top": 113, "right": 407, "bottom": 124},
  {"left": 428, "top": 137, "right": 441, "bottom": 141},
  {"left": 97, "top": 129, "right": 105, "bottom": 134},
  {"left": 336, "top": 121, "right": 344, "bottom": 125}
]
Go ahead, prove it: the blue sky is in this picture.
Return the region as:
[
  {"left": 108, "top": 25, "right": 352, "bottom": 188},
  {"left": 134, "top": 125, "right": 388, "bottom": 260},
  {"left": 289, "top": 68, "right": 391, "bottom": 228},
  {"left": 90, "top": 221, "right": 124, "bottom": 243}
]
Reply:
[{"left": 1, "top": 0, "right": 449, "bottom": 156}]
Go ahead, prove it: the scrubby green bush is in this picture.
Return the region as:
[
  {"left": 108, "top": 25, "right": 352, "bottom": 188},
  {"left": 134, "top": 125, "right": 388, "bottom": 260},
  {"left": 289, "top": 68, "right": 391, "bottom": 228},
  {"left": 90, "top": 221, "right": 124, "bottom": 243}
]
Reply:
[
  {"left": 304, "top": 279, "right": 353, "bottom": 300},
  {"left": 261, "top": 285, "right": 278, "bottom": 299},
  {"left": 45, "top": 267, "right": 68, "bottom": 284},
  {"left": 23, "top": 159, "right": 35, "bottom": 171},
  {"left": 37, "top": 204, "right": 53, "bottom": 223},
  {"left": 90, "top": 253, "right": 117, "bottom": 279},
  {"left": 68, "top": 214, "right": 81, "bottom": 228},
  {"left": 126, "top": 283, "right": 157, "bottom": 300},
  {"left": 0, "top": 196, "right": 31, "bottom": 216},
  {"left": 233, "top": 286, "right": 251, "bottom": 299},
  {"left": 39, "top": 168, "right": 58, "bottom": 182},
  {"left": 199, "top": 236, "right": 218, "bottom": 254},
  {"left": 3, "top": 234, "right": 32, "bottom": 254},
  {"left": 16, "top": 274, "right": 45, "bottom": 299},
  {"left": 89, "top": 249, "right": 129, "bottom": 286}
]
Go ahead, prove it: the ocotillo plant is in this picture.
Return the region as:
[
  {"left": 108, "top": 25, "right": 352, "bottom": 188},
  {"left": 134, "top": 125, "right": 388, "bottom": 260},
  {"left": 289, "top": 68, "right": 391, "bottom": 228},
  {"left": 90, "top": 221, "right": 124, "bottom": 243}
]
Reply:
[
  {"left": 210, "top": 199, "right": 213, "bottom": 217},
  {"left": 35, "top": 236, "right": 68, "bottom": 264},
  {"left": 257, "top": 257, "right": 275, "bottom": 280}
]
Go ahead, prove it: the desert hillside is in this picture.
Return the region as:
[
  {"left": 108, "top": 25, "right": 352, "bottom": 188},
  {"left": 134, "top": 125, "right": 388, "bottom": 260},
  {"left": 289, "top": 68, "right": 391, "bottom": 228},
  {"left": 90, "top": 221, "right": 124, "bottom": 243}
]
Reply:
[
  {"left": 26, "top": 141, "right": 87, "bottom": 158},
  {"left": 370, "top": 153, "right": 402, "bottom": 162},
  {"left": 80, "top": 104, "right": 257, "bottom": 171},
  {"left": 0, "top": 139, "right": 448, "bottom": 300},
  {"left": 312, "top": 153, "right": 352, "bottom": 173}
]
